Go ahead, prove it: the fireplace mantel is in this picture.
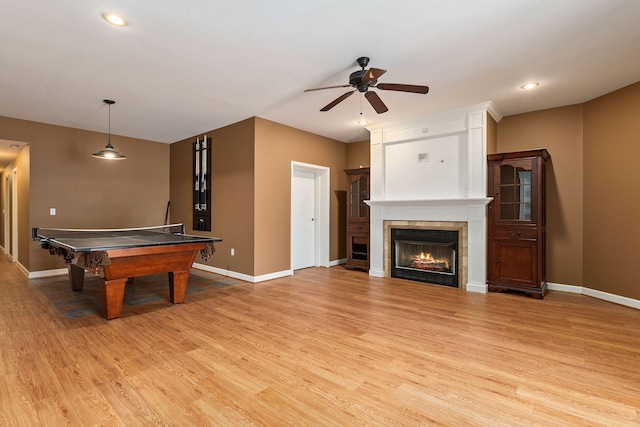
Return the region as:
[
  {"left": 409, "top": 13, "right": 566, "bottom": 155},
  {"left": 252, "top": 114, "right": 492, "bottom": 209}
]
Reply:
[{"left": 366, "top": 198, "right": 492, "bottom": 208}]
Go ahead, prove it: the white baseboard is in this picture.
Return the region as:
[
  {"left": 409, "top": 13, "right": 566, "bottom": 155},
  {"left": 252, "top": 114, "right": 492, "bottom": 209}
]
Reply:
[
  {"left": 546, "top": 282, "right": 582, "bottom": 294},
  {"left": 15, "top": 261, "right": 29, "bottom": 277},
  {"left": 368, "top": 268, "right": 385, "bottom": 278},
  {"left": 28, "top": 267, "right": 68, "bottom": 279},
  {"left": 329, "top": 258, "right": 346, "bottom": 267},
  {"left": 548, "top": 282, "right": 640, "bottom": 310},
  {"left": 193, "top": 263, "right": 293, "bottom": 283},
  {"left": 466, "top": 282, "right": 488, "bottom": 294}
]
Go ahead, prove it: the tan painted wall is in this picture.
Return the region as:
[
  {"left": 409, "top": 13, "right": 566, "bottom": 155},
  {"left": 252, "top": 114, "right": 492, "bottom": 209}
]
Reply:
[
  {"left": 170, "top": 118, "right": 256, "bottom": 276},
  {"left": 487, "top": 115, "right": 498, "bottom": 155},
  {"left": 0, "top": 115, "right": 170, "bottom": 271},
  {"left": 346, "top": 140, "right": 371, "bottom": 169},
  {"left": 583, "top": 82, "right": 640, "bottom": 299},
  {"left": 169, "top": 117, "right": 347, "bottom": 277},
  {"left": 254, "top": 118, "right": 347, "bottom": 275},
  {"left": 497, "top": 105, "right": 584, "bottom": 288}
]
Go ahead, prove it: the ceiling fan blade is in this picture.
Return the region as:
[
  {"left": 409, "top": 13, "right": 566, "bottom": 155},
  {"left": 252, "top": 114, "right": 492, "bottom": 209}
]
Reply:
[
  {"left": 304, "top": 84, "right": 352, "bottom": 92},
  {"left": 320, "top": 90, "right": 355, "bottom": 111},
  {"left": 363, "top": 67, "right": 387, "bottom": 81},
  {"left": 365, "top": 91, "right": 389, "bottom": 114},
  {"left": 376, "top": 83, "right": 430, "bottom": 94}
]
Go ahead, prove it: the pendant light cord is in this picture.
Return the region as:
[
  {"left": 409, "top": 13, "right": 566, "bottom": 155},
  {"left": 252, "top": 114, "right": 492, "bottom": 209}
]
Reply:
[{"left": 108, "top": 102, "right": 111, "bottom": 146}]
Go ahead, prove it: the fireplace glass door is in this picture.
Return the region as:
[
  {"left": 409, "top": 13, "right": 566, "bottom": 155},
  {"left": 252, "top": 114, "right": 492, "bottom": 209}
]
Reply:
[
  {"left": 391, "top": 229, "right": 458, "bottom": 287},
  {"left": 395, "top": 240, "right": 455, "bottom": 275}
]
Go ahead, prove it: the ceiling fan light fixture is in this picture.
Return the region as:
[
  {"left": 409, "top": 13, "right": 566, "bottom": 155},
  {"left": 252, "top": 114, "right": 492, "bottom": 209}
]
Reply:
[
  {"left": 356, "top": 114, "right": 368, "bottom": 126},
  {"left": 93, "top": 99, "right": 126, "bottom": 160},
  {"left": 520, "top": 82, "right": 539, "bottom": 90},
  {"left": 102, "top": 12, "right": 128, "bottom": 27}
]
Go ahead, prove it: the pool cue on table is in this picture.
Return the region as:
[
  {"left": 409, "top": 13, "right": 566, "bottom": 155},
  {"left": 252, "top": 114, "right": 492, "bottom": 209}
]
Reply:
[{"left": 164, "top": 201, "right": 170, "bottom": 225}]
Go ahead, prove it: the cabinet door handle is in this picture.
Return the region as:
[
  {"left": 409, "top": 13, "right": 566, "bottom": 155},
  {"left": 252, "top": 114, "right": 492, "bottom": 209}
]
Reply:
[{"left": 508, "top": 230, "right": 521, "bottom": 236}]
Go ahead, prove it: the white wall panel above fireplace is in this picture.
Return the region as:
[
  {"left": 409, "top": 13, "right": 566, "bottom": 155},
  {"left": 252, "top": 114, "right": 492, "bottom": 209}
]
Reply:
[
  {"left": 381, "top": 116, "right": 468, "bottom": 144},
  {"left": 367, "top": 101, "right": 500, "bottom": 202},
  {"left": 384, "top": 133, "right": 468, "bottom": 199}
]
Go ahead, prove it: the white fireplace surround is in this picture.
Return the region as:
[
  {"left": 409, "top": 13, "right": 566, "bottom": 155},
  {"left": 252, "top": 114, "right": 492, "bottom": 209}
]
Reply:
[{"left": 365, "top": 102, "right": 501, "bottom": 293}]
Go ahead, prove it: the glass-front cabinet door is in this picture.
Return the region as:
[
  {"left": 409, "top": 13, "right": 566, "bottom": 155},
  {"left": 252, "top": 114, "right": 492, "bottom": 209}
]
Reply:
[
  {"left": 492, "top": 158, "right": 537, "bottom": 224},
  {"left": 350, "top": 174, "right": 369, "bottom": 219}
]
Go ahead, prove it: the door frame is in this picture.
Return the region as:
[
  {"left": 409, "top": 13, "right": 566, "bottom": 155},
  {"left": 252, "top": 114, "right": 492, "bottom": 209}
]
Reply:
[
  {"left": 4, "top": 173, "right": 9, "bottom": 255},
  {"left": 290, "top": 161, "right": 330, "bottom": 270},
  {"left": 6, "top": 167, "right": 18, "bottom": 262}
]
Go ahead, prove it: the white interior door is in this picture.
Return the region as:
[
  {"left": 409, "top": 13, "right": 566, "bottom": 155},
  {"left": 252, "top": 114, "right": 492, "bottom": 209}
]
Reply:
[{"left": 292, "top": 169, "right": 316, "bottom": 270}]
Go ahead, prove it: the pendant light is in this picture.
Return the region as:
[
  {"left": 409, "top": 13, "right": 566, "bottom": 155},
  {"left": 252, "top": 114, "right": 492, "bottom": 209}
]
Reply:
[{"left": 92, "top": 99, "right": 126, "bottom": 160}]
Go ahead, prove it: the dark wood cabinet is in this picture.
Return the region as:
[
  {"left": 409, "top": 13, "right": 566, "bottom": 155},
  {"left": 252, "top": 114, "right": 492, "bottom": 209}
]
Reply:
[
  {"left": 345, "top": 168, "right": 370, "bottom": 271},
  {"left": 487, "top": 149, "right": 549, "bottom": 298}
]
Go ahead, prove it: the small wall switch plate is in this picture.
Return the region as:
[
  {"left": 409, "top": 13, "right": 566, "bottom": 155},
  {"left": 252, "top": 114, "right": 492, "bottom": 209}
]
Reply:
[
  {"left": 50, "top": 208, "right": 56, "bottom": 215},
  {"left": 231, "top": 248, "right": 235, "bottom": 256},
  {"left": 418, "top": 153, "right": 430, "bottom": 163}
]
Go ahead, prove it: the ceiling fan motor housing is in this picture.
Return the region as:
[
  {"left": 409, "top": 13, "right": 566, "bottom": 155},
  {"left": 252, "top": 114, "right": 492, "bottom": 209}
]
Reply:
[{"left": 350, "top": 70, "right": 372, "bottom": 92}]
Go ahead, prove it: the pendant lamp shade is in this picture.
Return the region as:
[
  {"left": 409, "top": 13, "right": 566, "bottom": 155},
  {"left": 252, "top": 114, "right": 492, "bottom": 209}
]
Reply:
[{"left": 93, "top": 99, "right": 126, "bottom": 160}]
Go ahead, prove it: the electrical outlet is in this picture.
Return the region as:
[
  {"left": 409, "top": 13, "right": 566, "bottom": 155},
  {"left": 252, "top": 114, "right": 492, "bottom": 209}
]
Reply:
[{"left": 231, "top": 248, "right": 235, "bottom": 256}]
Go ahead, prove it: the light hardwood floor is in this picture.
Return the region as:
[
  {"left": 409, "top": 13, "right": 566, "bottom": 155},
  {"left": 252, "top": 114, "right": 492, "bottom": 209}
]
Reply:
[{"left": 1, "top": 254, "right": 639, "bottom": 426}]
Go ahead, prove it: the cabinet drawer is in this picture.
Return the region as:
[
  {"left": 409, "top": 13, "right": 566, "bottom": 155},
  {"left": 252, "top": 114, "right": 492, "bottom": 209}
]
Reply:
[
  {"left": 349, "top": 222, "right": 369, "bottom": 233},
  {"left": 351, "top": 235, "right": 368, "bottom": 246},
  {"left": 494, "top": 226, "right": 538, "bottom": 240}
]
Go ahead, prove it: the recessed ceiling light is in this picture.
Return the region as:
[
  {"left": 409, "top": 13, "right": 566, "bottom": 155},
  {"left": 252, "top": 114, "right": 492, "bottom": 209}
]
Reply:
[
  {"left": 520, "top": 82, "right": 539, "bottom": 90},
  {"left": 102, "top": 13, "right": 128, "bottom": 27}
]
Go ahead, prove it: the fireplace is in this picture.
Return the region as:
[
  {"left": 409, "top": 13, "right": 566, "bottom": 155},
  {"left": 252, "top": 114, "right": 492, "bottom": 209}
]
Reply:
[{"left": 391, "top": 228, "right": 458, "bottom": 287}]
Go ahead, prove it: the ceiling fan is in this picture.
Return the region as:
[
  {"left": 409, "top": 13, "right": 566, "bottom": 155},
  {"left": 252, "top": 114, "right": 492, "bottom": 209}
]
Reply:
[{"left": 304, "top": 56, "right": 429, "bottom": 114}]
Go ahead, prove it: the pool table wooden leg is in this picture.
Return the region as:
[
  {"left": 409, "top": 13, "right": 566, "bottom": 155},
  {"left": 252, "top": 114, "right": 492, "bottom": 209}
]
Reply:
[
  {"left": 68, "top": 263, "right": 85, "bottom": 291},
  {"left": 100, "top": 278, "right": 126, "bottom": 320},
  {"left": 168, "top": 270, "right": 189, "bottom": 304}
]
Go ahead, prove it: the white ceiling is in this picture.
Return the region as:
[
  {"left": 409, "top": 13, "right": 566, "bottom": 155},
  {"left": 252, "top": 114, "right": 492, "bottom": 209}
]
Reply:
[{"left": 1, "top": 0, "right": 639, "bottom": 165}]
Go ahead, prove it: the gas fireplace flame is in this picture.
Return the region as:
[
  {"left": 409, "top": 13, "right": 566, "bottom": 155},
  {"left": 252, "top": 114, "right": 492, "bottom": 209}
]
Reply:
[{"left": 411, "top": 252, "right": 450, "bottom": 271}]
